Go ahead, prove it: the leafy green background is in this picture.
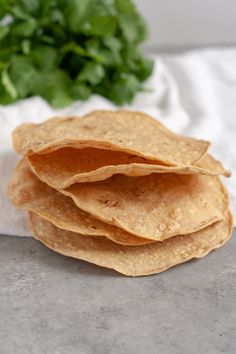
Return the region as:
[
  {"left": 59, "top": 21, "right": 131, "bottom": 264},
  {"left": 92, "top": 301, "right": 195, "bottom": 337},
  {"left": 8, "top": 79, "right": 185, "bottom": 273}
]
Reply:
[{"left": 0, "top": 0, "right": 153, "bottom": 107}]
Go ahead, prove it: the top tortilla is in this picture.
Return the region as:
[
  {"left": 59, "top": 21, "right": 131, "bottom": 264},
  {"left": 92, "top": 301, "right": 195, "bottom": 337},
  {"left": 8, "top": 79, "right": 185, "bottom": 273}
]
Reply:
[
  {"left": 28, "top": 148, "right": 230, "bottom": 188},
  {"left": 12, "top": 110, "right": 209, "bottom": 166}
]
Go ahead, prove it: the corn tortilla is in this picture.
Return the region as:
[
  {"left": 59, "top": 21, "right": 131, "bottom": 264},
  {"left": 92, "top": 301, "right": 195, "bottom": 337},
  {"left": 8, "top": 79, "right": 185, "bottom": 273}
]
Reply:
[
  {"left": 12, "top": 110, "right": 209, "bottom": 165},
  {"left": 27, "top": 149, "right": 230, "bottom": 189},
  {"left": 62, "top": 169, "right": 223, "bottom": 241},
  {"left": 8, "top": 158, "right": 152, "bottom": 246},
  {"left": 29, "top": 187, "right": 233, "bottom": 276}
]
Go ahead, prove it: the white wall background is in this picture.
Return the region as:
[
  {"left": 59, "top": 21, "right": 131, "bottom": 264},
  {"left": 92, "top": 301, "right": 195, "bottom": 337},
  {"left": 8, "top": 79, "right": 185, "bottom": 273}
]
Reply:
[{"left": 134, "top": 0, "right": 236, "bottom": 50}]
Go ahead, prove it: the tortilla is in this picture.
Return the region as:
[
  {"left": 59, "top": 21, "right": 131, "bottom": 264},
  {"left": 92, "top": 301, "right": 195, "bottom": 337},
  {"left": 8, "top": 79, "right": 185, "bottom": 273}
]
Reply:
[
  {"left": 12, "top": 110, "right": 209, "bottom": 165},
  {"left": 8, "top": 159, "right": 152, "bottom": 246},
  {"left": 29, "top": 182, "right": 233, "bottom": 276},
  {"left": 27, "top": 149, "right": 230, "bottom": 189},
  {"left": 62, "top": 167, "right": 223, "bottom": 241}
]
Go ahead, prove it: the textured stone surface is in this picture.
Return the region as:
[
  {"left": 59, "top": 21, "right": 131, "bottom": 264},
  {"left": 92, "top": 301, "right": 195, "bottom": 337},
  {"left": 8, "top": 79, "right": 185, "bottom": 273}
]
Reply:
[{"left": 0, "top": 231, "right": 236, "bottom": 354}]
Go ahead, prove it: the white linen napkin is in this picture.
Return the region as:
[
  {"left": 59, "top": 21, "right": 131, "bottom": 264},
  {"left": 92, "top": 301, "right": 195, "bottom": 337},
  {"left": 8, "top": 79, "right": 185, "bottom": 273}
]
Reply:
[{"left": 1, "top": 48, "right": 235, "bottom": 236}]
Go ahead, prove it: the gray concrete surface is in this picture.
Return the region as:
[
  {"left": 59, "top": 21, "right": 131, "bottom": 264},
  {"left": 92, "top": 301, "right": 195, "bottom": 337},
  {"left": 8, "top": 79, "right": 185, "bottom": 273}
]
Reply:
[{"left": 0, "top": 231, "right": 236, "bottom": 354}]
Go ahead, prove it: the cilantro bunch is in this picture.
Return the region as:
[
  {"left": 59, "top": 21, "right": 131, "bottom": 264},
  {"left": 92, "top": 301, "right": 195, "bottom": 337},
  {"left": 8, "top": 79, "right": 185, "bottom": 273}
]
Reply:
[{"left": 0, "top": 0, "right": 153, "bottom": 107}]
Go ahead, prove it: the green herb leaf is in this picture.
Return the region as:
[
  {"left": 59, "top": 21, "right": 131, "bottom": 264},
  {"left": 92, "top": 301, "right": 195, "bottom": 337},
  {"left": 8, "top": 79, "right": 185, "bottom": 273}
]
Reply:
[
  {"left": 65, "top": 0, "right": 93, "bottom": 33},
  {"left": 71, "top": 83, "right": 92, "bottom": 100},
  {"left": 9, "top": 56, "right": 38, "bottom": 98},
  {"left": 33, "top": 69, "right": 73, "bottom": 108},
  {"left": 82, "top": 16, "right": 117, "bottom": 37},
  {"left": 10, "top": 5, "right": 33, "bottom": 20},
  {"left": 119, "top": 13, "right": 147, "bottom": 43},
  {"left": 0, "top": 26, "right": 10, "bottom": 41},
  {"left": 133, "top": 58, "right": 154, "bottom": 81},
  {"left": 0, "top": 0, "right": 153, "bottom": 107},
  {"left": 21, "top": 39, "right": 31, "bottom": 54},
  {"left": 78, "top": 62, "right": 105, "bottom": 85},
  {"left": 11, "top": 19, "right": 37, "bottom": 37},
  {"left": 19, "top": 0, "right": 39, "bottom": 14},
  {"left": 1, "top": 69, "right": 18, "bottom": 99},
  {"left": 31, "top": 45, "right": 58, "bottom": 71},
  {"left": 103, "top": 37, "right": 122, "bottom": 65},
  {"left": 108, "top": 73, "right": 140, "bottom": 105},
  {"left": 115, "top": 0, "right": 136, "bottom": 14}
]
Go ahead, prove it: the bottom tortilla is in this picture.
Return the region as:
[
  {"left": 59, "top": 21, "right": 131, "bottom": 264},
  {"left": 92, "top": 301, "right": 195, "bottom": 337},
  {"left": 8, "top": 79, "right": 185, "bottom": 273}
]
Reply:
[{"left": 29, "top": 198, "right": 233, "bottom": 276}]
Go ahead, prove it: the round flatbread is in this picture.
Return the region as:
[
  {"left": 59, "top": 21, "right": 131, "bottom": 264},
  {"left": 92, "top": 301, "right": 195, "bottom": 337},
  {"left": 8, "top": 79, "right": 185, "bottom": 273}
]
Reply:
[
  {"left": 62, "top": 170, "right": 223, "bottom": 241},
  {"left": 27, "top": 149, "right": 230, "bottom": 189},
  {"left": 13, "top": 110, "right": 209, "bottom": 165},
  {"left": 29, "top": 184, "right": 233, "bottom": 276},
  {"left": 8, "top": 159, "right": 152, "bottom": 246}
]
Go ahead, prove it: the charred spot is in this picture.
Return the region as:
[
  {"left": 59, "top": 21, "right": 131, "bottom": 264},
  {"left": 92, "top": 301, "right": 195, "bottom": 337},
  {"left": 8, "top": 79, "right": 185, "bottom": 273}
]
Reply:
[
  {"left": 83, "top": 124, "right": 95, "bottom": 130},
  {"left": 99, "top": 197, "right": 118, "bottom": 208}
]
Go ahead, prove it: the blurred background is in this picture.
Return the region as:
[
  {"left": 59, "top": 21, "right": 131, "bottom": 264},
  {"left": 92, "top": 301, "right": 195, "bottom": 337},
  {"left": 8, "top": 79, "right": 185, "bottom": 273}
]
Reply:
[{"left": 135, "top": 0, "right": 236, "bottom": 51}]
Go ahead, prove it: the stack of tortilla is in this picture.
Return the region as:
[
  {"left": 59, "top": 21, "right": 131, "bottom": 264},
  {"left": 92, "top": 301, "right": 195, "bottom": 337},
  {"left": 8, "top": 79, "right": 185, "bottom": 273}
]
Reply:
[{"left": 8, "top": 110, "right": 233, "bottom": 276}]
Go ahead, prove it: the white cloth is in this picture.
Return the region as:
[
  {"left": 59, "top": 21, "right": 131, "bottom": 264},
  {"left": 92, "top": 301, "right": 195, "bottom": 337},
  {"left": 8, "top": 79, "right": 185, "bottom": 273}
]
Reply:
[{"left": 1, "top": 48, "right": 236, "bottom": 237}]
